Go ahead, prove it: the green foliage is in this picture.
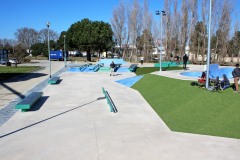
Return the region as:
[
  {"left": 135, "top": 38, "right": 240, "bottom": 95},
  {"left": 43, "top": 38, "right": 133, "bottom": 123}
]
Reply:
[
  {"left": 136, "top": 29, "right": 154, "bottom": 52},
  {"left": 228, "top": 31, "right": 240, "bottom": 57},
  {"left": 132, "top": 74, "right": 240, "bottom": 139},
  {"left": 11, "top": 46, "right": 28, "bottom": 63},
  {"left": 67, "top": 18, "right": 113, "bottom": 61},
  {"left": 30, "top": 43, "right": 47, "bottom": 56},
  {"left": 56, "top": 31, "right": 68, "bottom": 50},
  {"left": 190, "top": 21, "right": 206, "bottom": 53}
]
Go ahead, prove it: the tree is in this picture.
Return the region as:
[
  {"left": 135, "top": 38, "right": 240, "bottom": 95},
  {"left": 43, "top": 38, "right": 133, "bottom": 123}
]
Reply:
[
  {"left": 0, "top": 38, "right": 17, "bottom": 52},
  {"left": 179, "top": 0, "right": 189, "bottom": 58},
  {"left": 128, "top": 0, "right": 142, "bottom": 61},
  {"left": 190, "top": 21, "right": 206, "bottom": 62},
  {"left": 67, "top": 18, "right": 113, "bottom": 61},
  {"left": 11, "top": 44, "right": 28, "bottom": 63},
  {"left": 111, "top": 0, "right": 126, "bottom": 57},
  {"left": 136, "top": 29, "right": 154, "bottom": 60},
  {"left": 217, "top": 0, "right": 232, "bottom": 63},
  {"left": 56, "top": 31, "right": 68, "bottom": 50},
  {"left": 14, "top": 27, "right": 39, "bottom": 53},
  {"left": 142, "top": 0, "right": 152, "bottom": 61},
  {"left": 92, "top": 21, "right": 114, "bottom": 57},
  {"left": 232, "top": 31, "right": 240, "bottom": 63},
  {"left": 39, "top": 28, "right": 59, "bottom": 43},
  {"left": 30, "top": 43, "right": 47, "bottom": 56}
]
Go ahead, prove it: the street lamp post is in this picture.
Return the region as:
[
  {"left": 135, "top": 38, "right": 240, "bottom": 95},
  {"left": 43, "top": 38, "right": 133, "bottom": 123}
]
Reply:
[
  {"left": 64, "top": 35, "right": 66, "bottom": 67},
  {"left": 156, "top": 10, "right": 166, "bottom": 72},
  {"left": 46, "top": 22, "right": 51, "bottom": 78},
  {"left": 206, "top": 0, "right": 212, "bottom": 89}
]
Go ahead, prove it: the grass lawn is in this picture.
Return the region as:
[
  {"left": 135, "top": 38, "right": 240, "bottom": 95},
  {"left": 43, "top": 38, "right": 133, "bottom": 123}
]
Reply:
[
  {"left": 0, "top": 66, "right": 42, "bottom": 81},
  {"left": 135, "top": 67, "right": 183, "bottom": 75},
  {"left": 132, "top": 74, "right": 240, "bottom": 139}
]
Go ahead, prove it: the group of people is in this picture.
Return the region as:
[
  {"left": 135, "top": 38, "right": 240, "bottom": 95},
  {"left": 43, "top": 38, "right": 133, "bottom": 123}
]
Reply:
[
  {"left": 198, "top": 72, "right": 230, "bottom": 90},
  {"left": 197, "top": 63, "right": 240, "bottom": 92}
]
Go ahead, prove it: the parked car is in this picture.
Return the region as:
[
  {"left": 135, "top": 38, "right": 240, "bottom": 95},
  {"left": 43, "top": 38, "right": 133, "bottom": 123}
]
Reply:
[
  {"left": 0, "top": 59, "right": 8, "bottom": 65},
  {"left": 9, "top": 58, "right": 19, "bottom": 64}
]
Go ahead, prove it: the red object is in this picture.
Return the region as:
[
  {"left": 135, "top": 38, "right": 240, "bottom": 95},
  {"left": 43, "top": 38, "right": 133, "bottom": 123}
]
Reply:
[{"left": 198, "top": 79, "right": 206, "bottom": 83}]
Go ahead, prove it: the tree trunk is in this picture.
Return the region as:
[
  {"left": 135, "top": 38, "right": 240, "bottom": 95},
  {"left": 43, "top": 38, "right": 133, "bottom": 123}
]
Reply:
[
  {"left": 87, "top": 49, "right": 91, "bottom": 61},
  {"left": 238, "top": 50, "right": 240, "bottom": 63},
  {"left": 231, "top": 54, "right": 234, "bottom": 65},
  {"left": 122, "top": 48, "right": 126, "bottom": 59},
  {"left": 214, "top": 38, "right": 219, "bottom": 63}
]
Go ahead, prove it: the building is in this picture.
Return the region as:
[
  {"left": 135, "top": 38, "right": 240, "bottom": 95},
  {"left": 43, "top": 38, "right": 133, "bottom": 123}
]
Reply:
[{"left": 0, "top": 49, "right": 9, "bottom": 60}]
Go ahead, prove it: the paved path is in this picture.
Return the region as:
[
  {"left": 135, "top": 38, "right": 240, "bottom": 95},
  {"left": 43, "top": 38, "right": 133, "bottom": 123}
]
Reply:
[{"left": 0, "top": 62, "right": 240, "bottom": 160}]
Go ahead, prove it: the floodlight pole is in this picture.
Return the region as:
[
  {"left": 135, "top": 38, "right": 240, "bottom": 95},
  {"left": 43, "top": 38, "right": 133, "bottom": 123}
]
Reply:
[
  {"left": 47, "top": 22, "right": 51, "bottom": 78},
  {"left": 156, "top": 10, "right": 166, "bottom": 72},
  {"left": 206, "top": 0, "right": 212, "bottom": 89}
]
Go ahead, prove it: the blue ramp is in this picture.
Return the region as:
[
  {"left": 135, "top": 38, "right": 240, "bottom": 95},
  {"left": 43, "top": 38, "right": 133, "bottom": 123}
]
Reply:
[
  {"left": 209, "top": 64, "right": 234, "bottom": 79},
  {"left": 209, "top": 64, "right": 221, "bottom": 78},
  {"left": 116, "top": 67, "right": 131, "bottom": 72},
  {"left": 180, "top": 71, "right": 202, "bottom": 77},
  {"left": 116, "top": 76, "right": 143, "bottom": 87},
  {"left": 220, "top": 68, "right": 234, "bottom": 79}
]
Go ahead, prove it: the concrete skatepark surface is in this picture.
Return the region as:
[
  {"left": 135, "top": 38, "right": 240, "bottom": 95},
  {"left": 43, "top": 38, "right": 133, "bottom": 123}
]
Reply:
[{"left": 0, "top": 61, "right": 240, "bottom": 160}]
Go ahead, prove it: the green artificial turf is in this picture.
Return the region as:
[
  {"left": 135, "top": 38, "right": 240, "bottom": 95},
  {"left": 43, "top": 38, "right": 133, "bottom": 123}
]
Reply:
[
  {"left": 135, "top": 67, "right": 183, "bottom": 75},
  {"left": 132, "top": 74, "right": 240, "bottom": 139},
  {"left": 0, "top": 66, "right": 42, "bottom": 81}
]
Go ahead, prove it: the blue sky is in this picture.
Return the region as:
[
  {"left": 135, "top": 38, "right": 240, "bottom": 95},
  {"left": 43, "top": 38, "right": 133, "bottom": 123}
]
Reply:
[
  {"left": 0, "top": 0, "right": 239, "bottom": 39},
  {"left": 0, "top": 0, "right": 164, "bottom": 39}
]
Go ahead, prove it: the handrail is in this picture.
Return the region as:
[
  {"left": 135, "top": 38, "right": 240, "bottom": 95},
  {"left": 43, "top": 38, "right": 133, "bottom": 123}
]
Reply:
[
  {"left": 93, "top": 64, "right": 101, "bottom": 72},
  {"left": 79, "top": 64, "right": 88, "bottom": 71},
  {"left": 102, "top": 87, "right": 117, "bottom": 113}
]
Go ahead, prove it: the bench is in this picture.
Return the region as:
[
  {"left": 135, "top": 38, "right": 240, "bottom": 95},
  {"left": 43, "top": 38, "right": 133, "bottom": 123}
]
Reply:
[
  {"left": 102, "top": 87, "right": 117, "bottom": 113},
  {"left": 128, "top": 64, "right": 138, "bottom": 72},
  {"left": 15, "top": 92, "right": 43, "bottom": 112},
  {"left": 48, "top": 76, "right": 60, "bottom": 84}
]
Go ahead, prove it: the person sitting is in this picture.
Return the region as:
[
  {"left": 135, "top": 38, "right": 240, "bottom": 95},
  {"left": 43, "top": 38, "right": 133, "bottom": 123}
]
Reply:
[
  {"left": 232, "top": 63, "right": 240, "bottom": 93},
  {"left": 220, "top": 74, "right": 230, "bottom": 90},
  {"left": 198, "top": 72, "right": 206, "bottom": 83},
  {"left": 213, "top": 76, "right": 221, "bottom": 90}
]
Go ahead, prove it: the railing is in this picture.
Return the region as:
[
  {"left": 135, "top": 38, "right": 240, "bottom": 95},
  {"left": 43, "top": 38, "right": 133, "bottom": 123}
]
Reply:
[{"left": 102, "top": 87, "right": 117, "bottom": 113}]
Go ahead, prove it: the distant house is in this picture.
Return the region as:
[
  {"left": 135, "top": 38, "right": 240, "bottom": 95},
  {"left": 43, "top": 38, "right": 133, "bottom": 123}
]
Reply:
[{"left": 0, "top": 49, "right": 9, "bottom": 60}]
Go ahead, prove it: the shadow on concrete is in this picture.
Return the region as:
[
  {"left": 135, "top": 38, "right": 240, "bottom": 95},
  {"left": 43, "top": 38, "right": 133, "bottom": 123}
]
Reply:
[
  {"left": 56, "top": 79, "right": 63, "bottom": 84},
  {"left": 97, "top": 97, "right": 106, "bottom": 100},
  {"left": 29, "top": 96, "right": 49, "bottom": 111},
  {"left": 0, "top": 83, "right": 25, "bottom": 99},
  {"left": 0, "top": 98, "right": 102, "bottom": 139},
  {"left": 0, "top": 73, "right": 47, "bottom": 99},
  {"left": 1, "top": 73, "right": 47, "bottom": 83}
]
